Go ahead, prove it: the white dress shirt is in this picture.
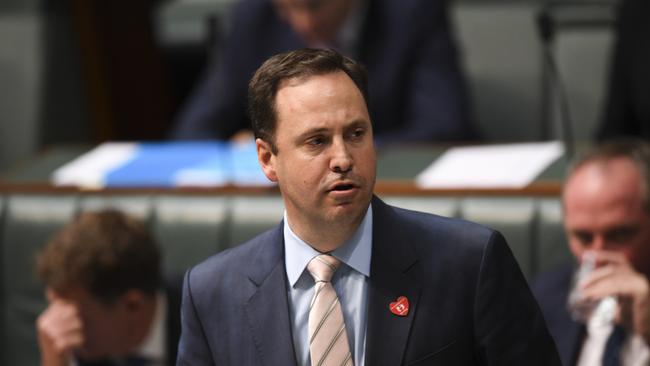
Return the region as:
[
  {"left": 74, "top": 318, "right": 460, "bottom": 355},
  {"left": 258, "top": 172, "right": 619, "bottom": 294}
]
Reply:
[
  {"left": 577, "top": 315, "right": 650, "bottom": 366},
  {"left": 284, "top": 205, "right": 373, "bottom": 366}
]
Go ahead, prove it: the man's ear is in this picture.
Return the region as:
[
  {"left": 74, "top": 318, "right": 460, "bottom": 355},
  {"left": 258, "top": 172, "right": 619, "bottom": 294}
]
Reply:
[{"left": 256, "top": 138, "right": 278, "bottom": 182}]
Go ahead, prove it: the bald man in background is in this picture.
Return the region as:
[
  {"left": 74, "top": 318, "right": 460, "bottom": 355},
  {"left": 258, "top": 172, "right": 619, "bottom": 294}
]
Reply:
[{"left": 533, "top": 139, "right": 650, "bottom": 365}]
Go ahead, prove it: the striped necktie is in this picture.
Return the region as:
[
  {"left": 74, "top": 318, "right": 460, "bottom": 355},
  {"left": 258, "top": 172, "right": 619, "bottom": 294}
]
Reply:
[{"left": 307, "top": 254, "right": 354, "bottom": 366}]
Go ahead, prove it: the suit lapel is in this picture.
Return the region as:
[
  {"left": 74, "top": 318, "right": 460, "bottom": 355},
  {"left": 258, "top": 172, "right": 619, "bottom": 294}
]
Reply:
[
  {"left": 551, "top": 300, "right": 584, "bottom": 366},
  {"left": 243, "top": 224, "right": 298, "bottom": 366},
  {"left": 365, "top": 197, "right": 421, "bottom": 365},
  {"left": 546, "top": 264, "right": 586, "bottom": 366},
  {"left": 566, "top": 323, "right": 586, "bottom": 366},
  {"left": 555, "top": 303, "right": 585, "bottom": 365}
]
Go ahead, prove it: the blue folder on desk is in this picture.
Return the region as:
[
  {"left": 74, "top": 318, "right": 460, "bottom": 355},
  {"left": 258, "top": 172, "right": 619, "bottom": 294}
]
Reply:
[{"left": 53, "top": 142, "right": 271, "bottom": 188}]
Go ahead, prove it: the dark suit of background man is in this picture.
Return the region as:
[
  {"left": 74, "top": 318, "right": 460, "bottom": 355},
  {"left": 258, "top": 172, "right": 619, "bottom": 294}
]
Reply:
[
  {"left": 533, "top": 139, "right": 650, "bottom": 365},
  {"left": 172, "top": 0, "right": 476, "bottom": 144},
  {"left": 35, "top": 210, "right": 181, "bottom": 366},
  {"left": 599, "top": 0, "right": 650, "bottom": 140},
  {"left": 177, "top": 48, "right": 559, "bottom": 366}
]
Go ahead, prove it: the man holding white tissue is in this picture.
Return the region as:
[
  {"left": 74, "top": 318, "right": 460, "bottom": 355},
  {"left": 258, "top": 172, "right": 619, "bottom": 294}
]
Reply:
[{"left": 533, "top": 138, "right": 650, "bottom": 366}]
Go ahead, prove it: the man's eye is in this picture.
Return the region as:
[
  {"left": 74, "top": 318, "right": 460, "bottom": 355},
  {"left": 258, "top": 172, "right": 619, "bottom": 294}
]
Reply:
[
  {"left": 573, "top": 232, "right": 593, "bottom": 246},
  {"left": 307, "top": 137, "right": 325, "bottom": 146},
  {"left": 349, "top": 129, "right": 365, "bottom": 140},
  {"left": 606, "top": 227, "right": 638, "bottom": 244}
]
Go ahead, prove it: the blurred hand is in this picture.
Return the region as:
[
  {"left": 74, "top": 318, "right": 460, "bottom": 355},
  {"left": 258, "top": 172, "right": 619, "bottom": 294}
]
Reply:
[
  {"left": 580, "top": 251, "right": 650, "bottom": 345},
  {"left": 36, "top": 289, "right": 84, "bottom": 366}
]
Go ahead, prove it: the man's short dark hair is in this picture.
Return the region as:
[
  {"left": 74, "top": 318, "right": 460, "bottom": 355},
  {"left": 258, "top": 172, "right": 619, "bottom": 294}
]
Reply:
[
  {"left": 36, "top": 210, "right": 161, "bottom": 304},
  {"left": 248, "top": 48, "right": 369, "bottom": 153},
  {"left": 567, "top": 138, "right": 650, "bottom": 212}
]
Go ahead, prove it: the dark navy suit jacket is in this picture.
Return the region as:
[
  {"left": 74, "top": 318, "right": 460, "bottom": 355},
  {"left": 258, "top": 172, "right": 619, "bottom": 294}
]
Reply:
[
  {"left": 177, "top": 197, "right": 560, "bottom": 365},
  {"left": 532, "top": 263, "right": 585, "bottom": 366},
  {"left": 172, "top": 0, "right": 475, "bottom": 144}
]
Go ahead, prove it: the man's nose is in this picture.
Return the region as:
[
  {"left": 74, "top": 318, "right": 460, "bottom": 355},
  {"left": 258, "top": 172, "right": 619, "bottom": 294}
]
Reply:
[
  {"left": 330, "top": 138, "right": 352, "bottom": 173},
  {"left": 591, "top": 236, "right": 607, "bottom": 251}
]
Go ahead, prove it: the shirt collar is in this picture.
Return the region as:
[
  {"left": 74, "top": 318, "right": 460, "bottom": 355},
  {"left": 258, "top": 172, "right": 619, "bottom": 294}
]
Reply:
[{"left": 284, "top": 204, "right": 373, "bottom": 287}]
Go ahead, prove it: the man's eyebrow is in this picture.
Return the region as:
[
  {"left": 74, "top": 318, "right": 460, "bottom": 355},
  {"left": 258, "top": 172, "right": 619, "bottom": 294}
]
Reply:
[
  {"left": 348, "top": 119, "right": 364, "bottom": 126},
  {"left": 295, "top": 128, "right": 329, "bottom": 141},
  {"left": 293, "top": 119, "right": 370, "bottom": 141},
  {"left": 345, "top": 119, "right": 371, "bottom": 130},
  {"left": 569, "top": 229, "right": 592, "bottom": 237},
  {"left": 605, "top": 225, "right": 640, "bottom": 234}
]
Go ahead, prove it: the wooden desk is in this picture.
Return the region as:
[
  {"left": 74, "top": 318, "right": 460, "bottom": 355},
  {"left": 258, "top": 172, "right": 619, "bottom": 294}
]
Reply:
[{"left": 0, "top": 144, "right": 566, "bottom": 196}]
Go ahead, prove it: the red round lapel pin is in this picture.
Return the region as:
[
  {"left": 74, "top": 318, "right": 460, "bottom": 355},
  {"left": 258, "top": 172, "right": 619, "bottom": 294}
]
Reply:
[{"left": 389, "top": 296, "right": 409, "bottom": 316}]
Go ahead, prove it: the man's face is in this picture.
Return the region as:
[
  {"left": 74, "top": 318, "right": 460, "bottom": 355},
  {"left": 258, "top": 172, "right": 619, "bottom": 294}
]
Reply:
[
  {"left": 53, "top": 286, "right": 135, "bottom": 360},
  {"left": 258, "top": 71, "right": 376, "bottom": 235},
  {"left": 563, "top": 158, "right": 650, "bottom": 275},
  {"left": 273, "top": 0, "right": 354, "bottom": 45}
]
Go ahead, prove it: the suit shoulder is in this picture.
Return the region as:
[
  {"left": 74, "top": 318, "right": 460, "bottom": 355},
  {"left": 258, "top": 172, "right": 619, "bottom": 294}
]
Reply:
[
  {"left": 188, "top": 225, "right": 280, "bottom": 282},
  {"left": 390, "top": 204, "right": 496, "bottom": 245},
  {"left": 374, "top": 203, "right": 510, "bottom": 273}
]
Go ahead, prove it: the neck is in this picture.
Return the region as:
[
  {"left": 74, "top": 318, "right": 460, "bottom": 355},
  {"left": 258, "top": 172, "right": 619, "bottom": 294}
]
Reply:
[{"left": 286, "top": 208, "right": 367, "bottom": 253}]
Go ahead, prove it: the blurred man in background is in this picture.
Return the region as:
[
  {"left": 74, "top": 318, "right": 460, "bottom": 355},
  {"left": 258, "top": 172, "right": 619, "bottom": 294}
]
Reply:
[
  {"left": 36, "top": 210, "right": 181, "bottom": 366},
  {"left": 173, "top": 0, "right": 476, "bottom": 144},
  {"left": 533, "top": 139, "right": 650, "bottom": 365}
]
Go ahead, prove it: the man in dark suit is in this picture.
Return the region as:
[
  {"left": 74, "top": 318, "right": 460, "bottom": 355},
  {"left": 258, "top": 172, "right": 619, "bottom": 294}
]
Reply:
[
  {"left": 177, "top": 48, "right": 559, "bottom": 365},
  {"left": 533, "top": 139, "right": 650, "bottom": 365},
  {"left": 172, "top": 0, "right": 476, "bottom": 144},
  {"left": 35, "top": 210, "right": 181, "bottom": 366},
  {"left": 599, "top": 0, "right": 650, "bottom": 140}
]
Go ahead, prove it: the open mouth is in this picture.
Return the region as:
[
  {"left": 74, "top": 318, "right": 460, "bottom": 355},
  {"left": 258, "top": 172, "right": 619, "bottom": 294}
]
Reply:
[
  {"left": 331, "top": 183, "right": 355, "bottom": 191},
  {"left": 327, "top": 181, "right": 359, "bottom": 194}
]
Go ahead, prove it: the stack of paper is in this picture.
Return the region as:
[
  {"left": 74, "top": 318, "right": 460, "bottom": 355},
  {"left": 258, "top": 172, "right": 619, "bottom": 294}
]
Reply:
[{"left": 415, "top": 141, "right": 564, "bottom": 189}]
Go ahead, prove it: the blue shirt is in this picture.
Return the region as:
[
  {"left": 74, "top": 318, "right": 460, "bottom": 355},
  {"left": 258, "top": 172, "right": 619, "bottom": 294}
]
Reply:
[{"left": 284, "top": 205, "right": 372, "bottom": 366}]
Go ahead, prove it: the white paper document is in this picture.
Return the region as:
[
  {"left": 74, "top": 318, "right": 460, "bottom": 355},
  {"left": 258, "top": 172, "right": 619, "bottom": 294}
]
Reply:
[
  {"left": 52, "top": 143, "right": 138, "bottom": 188},
  {"left": 415, "top": 141, "right": 565, "bottom": 189}
]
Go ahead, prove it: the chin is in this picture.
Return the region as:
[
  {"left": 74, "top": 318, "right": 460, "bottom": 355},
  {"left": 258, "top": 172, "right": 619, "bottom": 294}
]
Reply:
[{"left": 329, "top": 201, "right": 367, "bottom": 220}]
